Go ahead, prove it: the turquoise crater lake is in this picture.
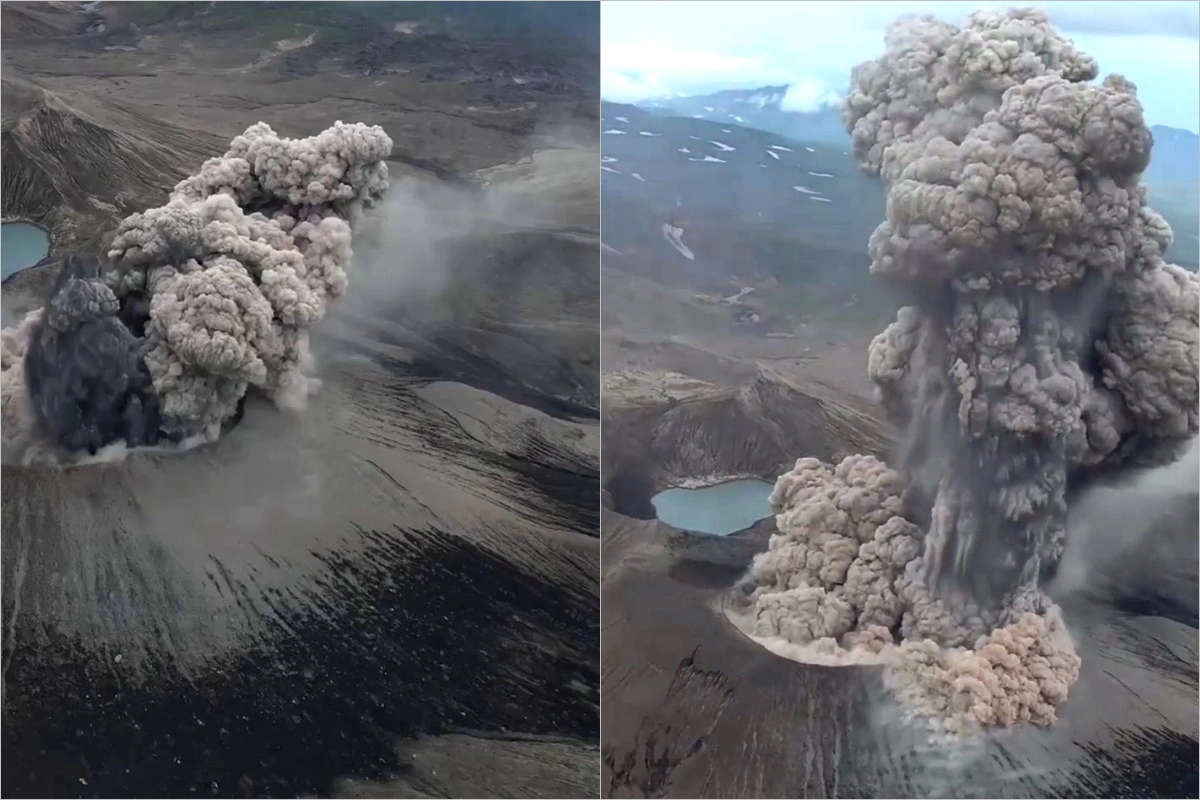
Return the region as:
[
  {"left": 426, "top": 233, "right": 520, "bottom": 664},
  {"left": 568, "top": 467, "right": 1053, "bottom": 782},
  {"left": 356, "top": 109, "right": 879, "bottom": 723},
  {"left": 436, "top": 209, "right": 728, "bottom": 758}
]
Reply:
[
  {"left": 2, "top": 222, "right": 50, "bottom": 279},
  {"left": 650, "top": 479, "right": 775, "bottom": 536}
]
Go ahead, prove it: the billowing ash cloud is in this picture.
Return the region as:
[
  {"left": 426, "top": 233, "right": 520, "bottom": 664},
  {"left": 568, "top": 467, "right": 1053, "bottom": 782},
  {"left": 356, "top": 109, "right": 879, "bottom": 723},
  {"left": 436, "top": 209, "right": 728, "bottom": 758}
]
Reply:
[
  {"left": 744, "top": 8, "right": 1198, "bottom": 733},
  {"left": 1, "top": 121, "right": 392, "bottom": 461}
]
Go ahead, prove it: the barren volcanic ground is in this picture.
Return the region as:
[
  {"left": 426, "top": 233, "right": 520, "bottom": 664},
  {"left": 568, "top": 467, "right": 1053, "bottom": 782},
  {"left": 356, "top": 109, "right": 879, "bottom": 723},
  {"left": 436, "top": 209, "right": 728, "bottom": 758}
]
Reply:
[
  {"left": 599, "top": 104, "right": 1199, "bottom": 798},
  {"left": 601, "top": 346, "right": 1199, "bottom": 800},
  {"left": 2, "top": 3, "right": 600, "bottom": 798}
]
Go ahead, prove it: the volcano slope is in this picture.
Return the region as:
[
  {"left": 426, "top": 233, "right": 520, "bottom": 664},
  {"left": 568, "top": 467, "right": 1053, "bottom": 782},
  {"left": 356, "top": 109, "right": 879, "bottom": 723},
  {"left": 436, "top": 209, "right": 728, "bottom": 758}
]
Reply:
[
  {"left": 1, "top": 3, "right": 600, "bottom": 798},
  {"left": 601, "top": 354, "right": 1198, "bottom": 800}
]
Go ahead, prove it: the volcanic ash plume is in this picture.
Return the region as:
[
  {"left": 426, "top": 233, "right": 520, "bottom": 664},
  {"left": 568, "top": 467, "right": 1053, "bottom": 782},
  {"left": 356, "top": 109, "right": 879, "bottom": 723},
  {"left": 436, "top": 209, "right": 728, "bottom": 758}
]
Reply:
[
  {"left": 744, "top": 8, "right": 1199, "bottom": 733},
  {"left": 0, "top": 121, "right": 393, "bottom": 461}
]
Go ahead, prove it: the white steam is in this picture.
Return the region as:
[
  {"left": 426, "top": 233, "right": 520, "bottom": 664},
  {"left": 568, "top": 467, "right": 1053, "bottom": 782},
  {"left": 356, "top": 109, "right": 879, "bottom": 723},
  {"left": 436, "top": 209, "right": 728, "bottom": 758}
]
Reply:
[{"left": 779, "top": 78, "right": 842, "bottom": 113}]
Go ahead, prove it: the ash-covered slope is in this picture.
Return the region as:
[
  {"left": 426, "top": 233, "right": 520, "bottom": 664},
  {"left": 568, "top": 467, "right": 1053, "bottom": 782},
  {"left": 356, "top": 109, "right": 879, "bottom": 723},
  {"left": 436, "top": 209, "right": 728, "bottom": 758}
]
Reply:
[
  {"left": 599, "top": 367, "right": 1197, "bottom": 800},
  {"left": 325, "top": 148, "right": 601, "bottom": 414},
  {"left": 4, "top": 346, "right": 601, "bottom": 798},
  {"left": 1, "top": 78, "right": 224, "bottom": 256},
  {"left": 600, "top": 499, "right": 1198, "bottom": 799},
  {"left": 1, "top": 6, "right": 601, "bottom": 797},
  {"left": 602, "top": 366, "right": 890, "bottom": 516},
  {"left": 3, "top": 163, "right": 601, "bottom": 799},
  {"left": 0, "top": 1, "right": 83, "bottom": 39},
  {"left": 1, "top": 1, "right": 600, "bottom": 180},
  {"left": 599, "top": 357, "right": 1198, "bottom": 799}
]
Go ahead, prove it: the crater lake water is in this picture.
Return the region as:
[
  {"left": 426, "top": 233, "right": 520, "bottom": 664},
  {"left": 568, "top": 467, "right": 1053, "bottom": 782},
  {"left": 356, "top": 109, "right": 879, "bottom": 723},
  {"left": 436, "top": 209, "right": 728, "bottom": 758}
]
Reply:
[
  {"left": 2, "top": 223, "right": 50, "bottom": 279},
  {"left": 651, "top": 479, "right": 774, "bottom": 535}
]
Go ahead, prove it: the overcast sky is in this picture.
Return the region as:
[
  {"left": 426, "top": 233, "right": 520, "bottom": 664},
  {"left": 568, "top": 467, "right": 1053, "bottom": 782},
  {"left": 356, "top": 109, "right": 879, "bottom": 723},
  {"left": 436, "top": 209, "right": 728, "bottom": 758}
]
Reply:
[{"left": 601, "top": 1, "right": 1200, "bottom": 131}]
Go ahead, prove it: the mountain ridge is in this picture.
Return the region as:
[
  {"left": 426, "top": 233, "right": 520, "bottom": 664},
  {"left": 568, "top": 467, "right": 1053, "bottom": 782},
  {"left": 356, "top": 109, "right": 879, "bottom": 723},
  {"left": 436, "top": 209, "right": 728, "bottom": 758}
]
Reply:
[
  {"left": 610, "top": 88, "right": 1198, "bottom": 275},
  {"left": 633, "top": 83, "right": 1200, "bottom": 188}
]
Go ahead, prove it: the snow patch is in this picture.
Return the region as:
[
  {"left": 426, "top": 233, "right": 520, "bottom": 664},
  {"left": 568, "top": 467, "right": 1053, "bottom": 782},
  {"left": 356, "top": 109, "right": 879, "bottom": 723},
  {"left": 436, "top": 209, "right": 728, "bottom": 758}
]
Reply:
[
  {"left": 808, "top": 171, "right": 834, "bottom": 178},
  {"left": 603, "top": 129, "right": 627, "bottom": 135},
  {"left": 638, "top": 131, "right": 661, "bottom": 137},
  {"left": 769, "top": 144, "right": 794, "bottom": 152},
  {"left": 710, "top": 141, "right": 736, "bottom": 152},
  {"left": 632, "top": 172, "right": 646, "bottom": 182},
  {"left": 689, "top": 155, "right": 728, "bottom": 164},
  {"left": 767, "top": 150, "right": 780, "bottom": 160},
  {"left": 662, "top": 223, "right": 695, "bottom": 260}
]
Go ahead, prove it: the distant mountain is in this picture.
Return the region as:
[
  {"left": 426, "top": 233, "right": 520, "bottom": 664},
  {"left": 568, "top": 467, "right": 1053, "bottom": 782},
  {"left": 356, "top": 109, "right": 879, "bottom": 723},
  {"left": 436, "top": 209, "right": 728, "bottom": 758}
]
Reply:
[
  {"left": 1145, "top": 125, "right": 1200, "bottom": 187},
  {"left": 600, "top": 100, "right": 888, "bottom": 320},
  {"left": 641, "top": 84, "right": 1198, "bottom": 181},
  {"left": 1147, "top": 123, "right": 1195, "bottom": 176},
  {"left": 1144, "top": 126, "right": 1199, "bottom": 266},
  {"left": 625, "top": 86, "right": 1198, "bottom": 271},
  {"left": 637, "top": 85, "right": 848, "bottom": 147}
]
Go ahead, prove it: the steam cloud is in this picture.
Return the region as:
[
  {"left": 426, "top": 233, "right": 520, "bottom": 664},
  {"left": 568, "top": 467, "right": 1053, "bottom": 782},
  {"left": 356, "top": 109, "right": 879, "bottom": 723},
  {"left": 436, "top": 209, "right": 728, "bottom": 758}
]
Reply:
[
  {"left": 1, "top": 121, "right": 393, "bottom": 461},
  {"left": 744, "top": 8, "right": 1199, "bottom": 733}
]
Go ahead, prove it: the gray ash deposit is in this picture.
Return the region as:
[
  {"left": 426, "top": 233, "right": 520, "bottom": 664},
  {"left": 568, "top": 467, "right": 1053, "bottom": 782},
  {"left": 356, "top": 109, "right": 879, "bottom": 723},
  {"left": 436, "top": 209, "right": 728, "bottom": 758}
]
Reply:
[{"left": 1, "top": 4, "right": 601, "bottom": 796}]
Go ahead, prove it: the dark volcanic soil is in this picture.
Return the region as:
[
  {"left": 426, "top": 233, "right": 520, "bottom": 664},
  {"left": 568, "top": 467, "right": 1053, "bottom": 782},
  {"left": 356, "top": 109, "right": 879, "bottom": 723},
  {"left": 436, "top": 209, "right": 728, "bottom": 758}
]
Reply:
[
  {"left": 4, "top": 312, "right": 601, "bottom": 799},
  {"left": 599, "top": 347, "right": 1198, "bottom": 800},
  {"left": 600, "top": 356, "right": 1198, "bottom": 798},
  {"left": 2, "top": 2, "right": 600, "bottom": 798},
  {"left": 601, "top": 509, "right": 1198, "bottom": 799}
]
